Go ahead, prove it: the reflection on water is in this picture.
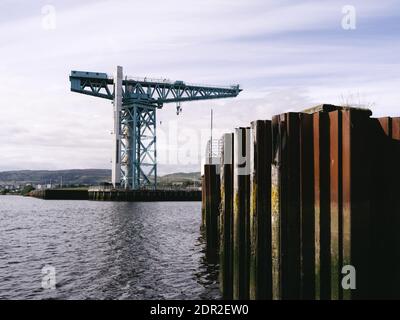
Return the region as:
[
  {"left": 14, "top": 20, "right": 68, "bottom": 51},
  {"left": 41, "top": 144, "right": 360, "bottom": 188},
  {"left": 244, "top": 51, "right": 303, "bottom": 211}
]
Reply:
[{"left": 0, "top": 196, "right": 221, "bottom": 300}]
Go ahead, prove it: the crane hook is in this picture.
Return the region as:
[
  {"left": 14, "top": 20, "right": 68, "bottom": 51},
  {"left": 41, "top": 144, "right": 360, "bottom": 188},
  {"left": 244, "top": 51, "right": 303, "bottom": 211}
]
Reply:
[{"left": 176, "top": 102, "right": 182, "bottom": 115}]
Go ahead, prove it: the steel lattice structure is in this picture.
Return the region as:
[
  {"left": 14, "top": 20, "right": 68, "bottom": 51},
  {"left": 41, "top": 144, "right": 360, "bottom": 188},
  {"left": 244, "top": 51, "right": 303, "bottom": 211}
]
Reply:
[{"left": 70, "top": 66, "right": 241, "bottom": 190}]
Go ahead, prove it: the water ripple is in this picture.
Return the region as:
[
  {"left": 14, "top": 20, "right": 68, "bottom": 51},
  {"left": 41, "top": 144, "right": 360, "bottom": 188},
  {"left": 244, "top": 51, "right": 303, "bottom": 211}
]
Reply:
[{"left": 0, "top": 196, "right": 220, "bottom": 300}]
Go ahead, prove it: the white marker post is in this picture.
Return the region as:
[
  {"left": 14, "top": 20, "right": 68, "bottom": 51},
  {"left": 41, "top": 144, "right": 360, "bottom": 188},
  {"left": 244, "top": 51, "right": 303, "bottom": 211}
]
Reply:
[{"left": 112, "top": 66, "right": 123, "bottom": 188}]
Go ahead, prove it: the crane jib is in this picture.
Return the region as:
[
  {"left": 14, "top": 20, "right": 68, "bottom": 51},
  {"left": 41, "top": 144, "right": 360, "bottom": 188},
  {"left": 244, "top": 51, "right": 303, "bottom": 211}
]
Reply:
[{"left": 70, "top": 70, "right": 241, "bottom": 104}]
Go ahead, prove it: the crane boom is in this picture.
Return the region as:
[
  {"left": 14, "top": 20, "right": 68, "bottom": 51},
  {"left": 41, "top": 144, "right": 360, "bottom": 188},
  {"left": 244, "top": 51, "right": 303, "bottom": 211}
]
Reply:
[{"left": 70, "top": 70, "right": 241, "bottom": 106}]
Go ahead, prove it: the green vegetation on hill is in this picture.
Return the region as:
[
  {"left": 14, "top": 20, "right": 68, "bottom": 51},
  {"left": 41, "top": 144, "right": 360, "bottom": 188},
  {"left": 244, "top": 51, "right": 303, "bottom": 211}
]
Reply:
[
  {"left": 0, "top": 170, "right": 201, "bottom": 188},
  {"left": 158, "top": 172, "right": 200, "bottom": 183},
  {"left": 0, "top": 169, "right": 111, "bottom": 186},
  {"left": 20, "top": 185, "right": 35, "bottom": 196}
]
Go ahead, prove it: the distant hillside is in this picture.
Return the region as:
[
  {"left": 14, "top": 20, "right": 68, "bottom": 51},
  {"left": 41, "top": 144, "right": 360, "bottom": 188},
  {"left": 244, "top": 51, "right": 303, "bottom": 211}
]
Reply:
[
  {"left": 158, "top": 172, "right": 201, "bottom": 183},
  {"left": 0, "top": 169, "right": 111, "bottom": 186},
  {"left": 0, "top": 170, "right": 201, "bottom": 186}
]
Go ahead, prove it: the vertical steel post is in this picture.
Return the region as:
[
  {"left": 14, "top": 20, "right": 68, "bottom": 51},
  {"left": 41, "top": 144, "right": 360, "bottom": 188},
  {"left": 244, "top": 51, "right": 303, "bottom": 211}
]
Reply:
[
  {"left": 205, "top": 164, "right": 220, "bottom": 262},
  {"left": 249, "top": 120, "right": 272, "bottom": 300},
  {"left": 271, "top": 116, "right": 281, "bottom": 300},
  {"left": 278, "top": 113, "right": 301, "bottom": 300},
  {"left": 329, "top": 110, "right": 342, "bottom": 300},
  {"left": 313, "top": 111, "right": 331, "bottom": 300},
  {"left": 219, "top": 133, "right": 234, "bottom": 299},
  {"left": 272, "top": 112, "right": 315, "bottom": 300},
  {"left": 202, "top": 174, "right": 206, "bottom": 228},
  {"left": 391, "top": 118, "right": 400, "bottom": 298},
  {"left": 299, "top": 113, "right": 315, "bottom": 299},
  {"left": 233, "top": 127, "right": 251, "bottom": 300},
  {"left": 342, "top": 109, "right": 372, "bottom": 300}
]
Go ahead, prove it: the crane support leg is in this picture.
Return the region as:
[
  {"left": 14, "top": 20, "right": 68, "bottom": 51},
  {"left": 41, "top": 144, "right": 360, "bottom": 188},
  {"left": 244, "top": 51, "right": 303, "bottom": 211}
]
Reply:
[{"left": 121, "top": 104, "right": 157, "bottom": 190}]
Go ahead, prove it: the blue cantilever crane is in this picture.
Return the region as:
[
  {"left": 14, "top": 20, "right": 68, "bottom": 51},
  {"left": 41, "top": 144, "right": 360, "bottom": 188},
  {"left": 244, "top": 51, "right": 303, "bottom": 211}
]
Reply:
[{"left": 70, "top": 66, "right": 242, "bottom": 190}]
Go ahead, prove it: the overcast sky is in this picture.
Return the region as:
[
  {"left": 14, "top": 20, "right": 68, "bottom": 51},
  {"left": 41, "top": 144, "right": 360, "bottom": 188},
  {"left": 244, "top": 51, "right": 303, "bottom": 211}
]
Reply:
[{"left": 0, "top": 0, "right": 399, "bottom": 174}]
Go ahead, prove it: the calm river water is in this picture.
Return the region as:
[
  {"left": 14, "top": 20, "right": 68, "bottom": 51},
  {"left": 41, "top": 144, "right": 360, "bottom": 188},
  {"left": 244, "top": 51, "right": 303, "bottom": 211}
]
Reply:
[{"left": 0, "top": 196, "right": 220, "bottom": 300}]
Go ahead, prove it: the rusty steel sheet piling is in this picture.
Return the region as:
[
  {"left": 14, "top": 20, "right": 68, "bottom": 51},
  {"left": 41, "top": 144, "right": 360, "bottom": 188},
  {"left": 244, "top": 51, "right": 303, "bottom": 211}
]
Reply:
[
  {"left": 327, "top": 108, "right": 373, "bottom": 300},
  {"left": 313, "top": 111, "right": 331, "bottom": 300},
  {"left": 272, "top": 112, "right": 317, "bottom": 300},
  {"left": 201, "top": 174, "right": 206, "bottom": 229},
  {"left": 203, "top": 105, "right": 400, "bottom": 300},
  {"left": 299, "top": 113, "right": 315, "bottom": 299},
  {"left": 374, "top": 117, "right": 395, "bottom": 297},
  {"left": 391, "top": 118, "right": 400, "bottom": 298},
  {"left": 329, "top": 110, "right": 342, "bottom": 300},
  {"left": 271, "top": 116, "right": 281, "bottom": 300},
  {"left": 369, "top": 116, "right": 400, "bottom": 299},
  {"left": 341, "top": 109, "right": 373, "bottom": 300},
  {"left": 204, "top": 164, "right": 220, "bottom": 263},
  {"left": 392, "top": 117, "right": 400, "bottom": 139},
  {"left": 233, "top": 127, "right": 251, "bottom": 300},
  {"left": 219, "top": 133, "right": 234, "bottom": 299},
  {"left": 275, "top": 113, "right": 302, "bottom": 300},
  {"left": 249, "top": 120, "right": 272, "bottom": 300}
]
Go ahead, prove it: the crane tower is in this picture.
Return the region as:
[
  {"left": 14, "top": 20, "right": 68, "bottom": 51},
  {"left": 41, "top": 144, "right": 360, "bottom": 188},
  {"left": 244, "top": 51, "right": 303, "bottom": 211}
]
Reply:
[{"left": 70, "top": 66, "right": 241, "bottom": 190}]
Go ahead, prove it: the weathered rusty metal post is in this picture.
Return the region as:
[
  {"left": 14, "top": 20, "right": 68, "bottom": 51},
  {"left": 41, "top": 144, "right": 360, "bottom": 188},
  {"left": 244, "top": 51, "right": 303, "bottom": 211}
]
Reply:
[
  {"left": 329, "top": 108, "right": 373, "bottom": 300},
  {"left": 299, "top": 113, "right": 315, "bottom": 299},
  {"left": 204, "top": 164, "right": 220, "bottom": 262},
  {"left": 201, "top": 174, "right": 206, "bottom": 229},
  {"left": 219, "top": 133, "right": 234, "bottom": 299},
  {"left": 329, "top": 110, "right": 342, "bottom": 300},
  {"left": 273, "top": 113, "right": 302, "bottom": 299},
  {"left": 313, "top": 111, "right": 331, "bottom": 300},
  {"left": 249, "top": 120, "right": 272, "bottom": 300},
  {"left": 271, "top": 112, "right": 317, "bottom": 300},
  {"left": 271, "top": 116, "right": 281, "bottom": 300},
  {"left": 341, "top": 109, "right": 372, "bottom": 300},
  {"left": 233, "top": 127, "right": 251, "bottom": 300},
  {"left": 373, "top": 117, "right": 400, "bottom": 299}
]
